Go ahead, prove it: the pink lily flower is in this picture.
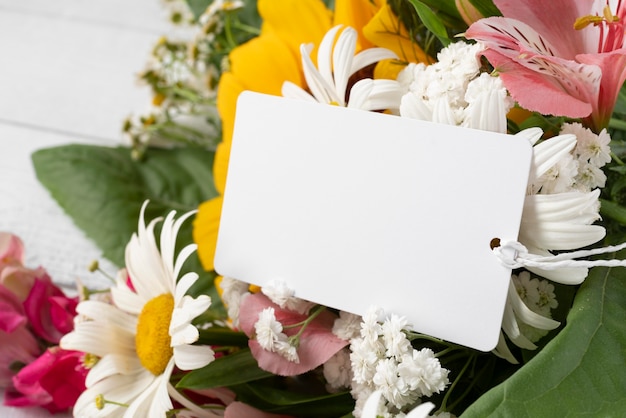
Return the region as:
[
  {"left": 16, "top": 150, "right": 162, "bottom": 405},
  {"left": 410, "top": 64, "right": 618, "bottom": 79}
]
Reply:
[{"left": 465, "top": 0, "right": 626, "bottom": 132}]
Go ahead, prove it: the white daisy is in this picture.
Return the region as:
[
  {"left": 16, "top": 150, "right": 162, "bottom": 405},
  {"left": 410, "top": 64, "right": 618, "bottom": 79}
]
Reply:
[
  {"left": 281, "top": 25, "right": 403, "bottom": 111},
  {"left": 61, "top": 201, "right": 215, "bottom": 418}
]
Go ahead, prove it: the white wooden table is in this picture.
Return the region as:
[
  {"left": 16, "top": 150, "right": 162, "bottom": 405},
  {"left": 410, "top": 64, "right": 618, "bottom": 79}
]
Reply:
[{"left": 0, "top": 1, "right": 177, "bottom": 415}]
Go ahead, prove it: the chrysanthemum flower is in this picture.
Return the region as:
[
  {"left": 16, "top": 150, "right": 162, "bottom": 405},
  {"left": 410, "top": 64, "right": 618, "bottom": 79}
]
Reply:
[{"left": 61, "top": 201, "right": 215, "bottom": 417}]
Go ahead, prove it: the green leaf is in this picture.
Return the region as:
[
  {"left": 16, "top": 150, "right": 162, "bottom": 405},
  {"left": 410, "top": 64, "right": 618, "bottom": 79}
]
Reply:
[
  {"left": 196, "top": 327, "right": 249, "bottom": 347},
  {"left": 468, "top": 0, "right": 501, "bottom": 18},
  {"left": 461, "top": 265, "right": 626, "bottom": 417},
  {"left": 232, "top": 381, "right": 354, "bottom": 417},
  {"left": 407, "top": 0, "right": 452, "bottom": 46},
  {"left": 32, "top": 144, "right": 217, "bottom": 266},
  {"left": 177, "top": 348, "right": 273, "bottom": 389}
]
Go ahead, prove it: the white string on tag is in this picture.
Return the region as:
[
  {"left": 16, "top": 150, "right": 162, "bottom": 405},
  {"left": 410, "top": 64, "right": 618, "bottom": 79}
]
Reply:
[{"left": 492, "top": 239, "right": 626, "bottom": 270}]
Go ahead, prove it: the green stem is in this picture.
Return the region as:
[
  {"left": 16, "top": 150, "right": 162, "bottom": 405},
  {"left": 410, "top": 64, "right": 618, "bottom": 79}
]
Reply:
[
  {"left": 440, "top": 353, "right": 475, "bottom": 412},
  {"left": 611, "top": 151, "right": 625, "bottom": 165},
  {"left": 285, "top": 306, "right": 327, "bottom": 345}
]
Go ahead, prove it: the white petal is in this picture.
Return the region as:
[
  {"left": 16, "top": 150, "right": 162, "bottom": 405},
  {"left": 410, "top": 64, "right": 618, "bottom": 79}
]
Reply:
[
  {"left": 350, "top": 48, "right": 398, "bottom": 75},
  {"left": 301, "top": 43, "right": 336, "bottom": 104},
  {"left": 529, "top": 134, "right": 576, "bottom": 183},
  {"left": 508, "top": 282, "right": 560, "bottom": 330},
  {"left": 519, "top": 221, "right": 605, "bottom": 250},
  {"left": 124, "top": 361, "right": 174, "bottom": 418},
  {"left": 317, "top": 25, "right": 343, "bottom": 94},
  {"left": 86, "top": 353, "right": 144, "bottom": 387},
  {"left": 523, "top": 244, "right": 589, "bottom": 284},
  {"left": 173, "top": 344, "right": 215, "bottom": 370},
  {"left": 400, "top": 93, "right": 432, "bottom": 120},
  {"left": 170, "top": 323, "right": 200, "bottom": 346},
  {"left": 523, "top": 190, "right": 601, "bottom": 224},
  {"left": 282, "top": 81, "right": 317, "bottom": 102},
  {"left": 333, "top": 26, "right": 357, "bottom": 106},
  {"left": 174, "top": 272, "right": 200, "bottom": 303},
  {"left": 492, "top": 331, "right": 519, "bottom": 364},
  {"left": 406, "top": 402, "right": 436, "bottom": 418},
  {"left": 516, "top": 127, "right": 543, "bottom": 145}
]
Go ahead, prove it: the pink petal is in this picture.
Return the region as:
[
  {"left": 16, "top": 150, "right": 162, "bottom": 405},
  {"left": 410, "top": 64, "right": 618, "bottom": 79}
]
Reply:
[
  {"left": 23, "top": 275, "right": 69, "bottom": 344},
  {"left": 578, "top": 49, "right": 626, "bottom": 129},
  {"left": 492, "top": 0, "right": 592, "bottom": 58},
  {"left": 240, "top": 294, "right": 349, "bottom": 376},
  {"left": 0, "top": 285, "right": 26, "bottom": 333},
  {"left": 0, "top": 232, "right": 24, "bottom": 270},
  {"left": 225, "top": 401, "right": 293, "bottom": 418},
  {"left": 481, "top": 49, "right": 596, "bottom": 118}
]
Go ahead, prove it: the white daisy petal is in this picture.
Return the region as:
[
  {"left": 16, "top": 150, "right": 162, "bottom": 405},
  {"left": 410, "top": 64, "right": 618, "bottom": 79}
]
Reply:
[
  {"left": 170, "top": 323, "right": 200, "bottom": 346},
  {"left": 282, "top": 81, "right": 317, "bottom": 102},
  {"left": 173, "top": 344, "right": 215, "bottom": 370},
  {"left": 350, "top": 48, "right": 398, "bottom": 75},
  {"left": 86, "top": 354, "right": 144, "bottom": 387},
  {"left": 333, "top": 26, "right": 358, "bottom": 105},
  {"left": 317, "top": 25, "right": 343, "bottom": 90},
  {"left": 519, "top": 221, "right": 606, "bottom": 250}
]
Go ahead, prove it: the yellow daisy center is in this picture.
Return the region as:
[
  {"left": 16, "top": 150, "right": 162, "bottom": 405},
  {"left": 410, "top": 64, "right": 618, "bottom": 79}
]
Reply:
[{"left": 135, "top": 293, "right": 174, "bottom": 375}]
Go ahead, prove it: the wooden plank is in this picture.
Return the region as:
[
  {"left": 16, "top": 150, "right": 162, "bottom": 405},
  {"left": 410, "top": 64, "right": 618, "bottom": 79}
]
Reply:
[{"left": 0, "top": 6, "right": 168, "bottom": 141}]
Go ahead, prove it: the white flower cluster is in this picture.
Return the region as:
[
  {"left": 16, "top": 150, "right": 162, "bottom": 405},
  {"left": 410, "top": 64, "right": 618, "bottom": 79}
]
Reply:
[
  {"left": 348, "top": 308, "right": 449, "bottom": 417},
  {"left": 254, "top": 307, "right": 299, "bottom": 363},
  {"left": 398, "top": 41, "right": 513, "bottom": 133},
  {"left": 262, "top": 279, "right": 315, "bottom": 314},
  {"left": 220, "top": 276, "right": 250, "bottom": 327},
  {"left": 532, "top": 122, "right": 611, "bottom": 194},
  {"left": 512, "top": 271, "right": 559, "bottom": 342}
]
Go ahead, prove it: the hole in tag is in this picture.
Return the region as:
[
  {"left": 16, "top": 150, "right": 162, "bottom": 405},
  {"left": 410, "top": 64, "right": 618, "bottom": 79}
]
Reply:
[{"left": 490, "top": 238, "right": 501, "bottom": 250}]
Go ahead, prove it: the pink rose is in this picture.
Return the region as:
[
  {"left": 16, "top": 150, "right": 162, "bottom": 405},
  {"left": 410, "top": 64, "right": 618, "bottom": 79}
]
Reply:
[
  {"left": 23, "top": 275, "right": 78, "bottom": 344},
  {"left": 0, "top": 232, "right": 24, "bottom": 270},
  {"left": 5, "top": 348, "right": 87, "bottom": 413},
  {"left": 0, "top": 286, "right": 39, "bottom": 388}
]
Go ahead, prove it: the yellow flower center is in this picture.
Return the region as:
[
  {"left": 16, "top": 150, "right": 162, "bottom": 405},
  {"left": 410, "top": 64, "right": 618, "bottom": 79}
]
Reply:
[{"left": 135, "top": 293, "right": 174, "bottom": 375}]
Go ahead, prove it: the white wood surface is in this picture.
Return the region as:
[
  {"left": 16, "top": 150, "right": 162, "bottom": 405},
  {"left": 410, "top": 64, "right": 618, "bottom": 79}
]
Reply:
[{"left": 0, "top": 1, "right": 176, "bottom": 415}]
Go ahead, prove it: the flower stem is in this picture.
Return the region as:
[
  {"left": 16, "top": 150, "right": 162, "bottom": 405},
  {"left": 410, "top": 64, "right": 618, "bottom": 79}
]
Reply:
[{"left": 440, "top": 353, "right": 476, "bottom": 412}]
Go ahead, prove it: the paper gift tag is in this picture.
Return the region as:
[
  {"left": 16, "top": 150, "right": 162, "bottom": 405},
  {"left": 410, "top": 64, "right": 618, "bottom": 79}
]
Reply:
[{"left": 215, "top": 91, "right": 532, "bottom": 352}]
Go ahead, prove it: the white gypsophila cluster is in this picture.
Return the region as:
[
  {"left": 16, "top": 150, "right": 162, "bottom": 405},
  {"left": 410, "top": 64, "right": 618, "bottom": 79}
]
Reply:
[
  {"left": 512, "top": 271, "right": 559, "bottom": 343},
  {"left": 323, "top": 348, "right": 354, "bottom": 391},
  {"left": 261, "top": 279, "right": 315, "bottom": 314},
  {"left": 333, "top": 310, "right": 363, "bottom": 340},
  {"left": 531, "top": 123, "right": 611, "bottom": 194},
  {"left": 220, "top": 276, "right": 250, "bottom": 327},
  {"left": 349, "top": 308, "right": 449, "bottom": 417},
  {"left": 254, "top": 307, "right": 299, "bottom": 363},
  {"left": 398, "top": 41, "right": 513, "bottom": 133}
]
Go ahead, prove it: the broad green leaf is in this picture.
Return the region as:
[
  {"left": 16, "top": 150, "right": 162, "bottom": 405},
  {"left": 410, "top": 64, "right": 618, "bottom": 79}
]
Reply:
[
  {"left": 32, "top": 144, "right": 217, "bottom": 266},
  {"left": 232, "top": 381, "right": 354, "bottom": 417},
  {"left": 407, "top": 0, "right": 451, "bottom": 46},
  {"left": 177, "top": 348, "right": 272, "bottom": 389},
  {"left": 461, "top": 265, "right": 626, "bottom": 417}
]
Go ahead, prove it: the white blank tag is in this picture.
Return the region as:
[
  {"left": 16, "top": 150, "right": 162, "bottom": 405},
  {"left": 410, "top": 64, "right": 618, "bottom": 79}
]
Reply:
[{"left": 215, "top": 91, "right": 532, "bottom": 351}]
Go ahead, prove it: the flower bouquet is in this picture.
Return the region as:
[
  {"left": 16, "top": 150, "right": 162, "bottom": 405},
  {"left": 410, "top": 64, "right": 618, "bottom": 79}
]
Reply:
[{"left": 4, "top": 0, "right": 626, "bottom": 416}]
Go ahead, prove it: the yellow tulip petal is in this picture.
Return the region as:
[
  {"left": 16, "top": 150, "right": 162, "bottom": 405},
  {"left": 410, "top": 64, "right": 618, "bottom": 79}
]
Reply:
[
  {"left": 333, "top": 0, "right": 381, "bottom": 50},
  {"left": 213, "top": 141, "right": 231, "bottom": 195},
  {"left": 363, "top": 3, "right": 433, "bottom": 64},
  {"left": 193, "top": 196, "right": 224, "bottom": 272},
  {"left": 216, "top": 72, "right": 245, "bottom": 144},
  {"left": 258, "top": 0, "right": 332, "bottom": 57}
]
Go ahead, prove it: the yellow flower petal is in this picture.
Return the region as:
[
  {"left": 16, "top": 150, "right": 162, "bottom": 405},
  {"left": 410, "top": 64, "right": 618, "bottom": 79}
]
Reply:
[
  {"left": 213, "top": 141, "right": 231, "bottom": 195},
  {"left": 193, "top": 196, "right": 223, "bottom": 272},
  {"left": 363, "top": 3, "right": 433, "bottom": 64},
  {"left": 333, "top": 0, "right": 383, "bottom": 50},
  {"left": 258, "top": 0, "right": 332, "bottom": 58},
  {"left": 373, "top": 58, "right": 407, "bottom": 80}
]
